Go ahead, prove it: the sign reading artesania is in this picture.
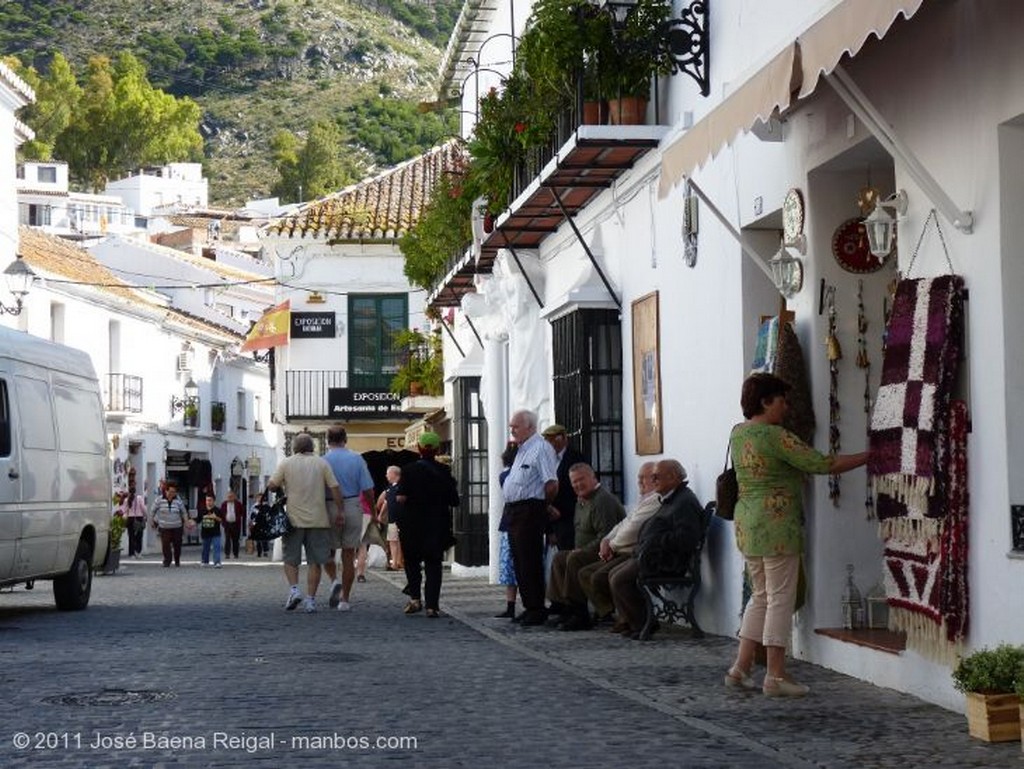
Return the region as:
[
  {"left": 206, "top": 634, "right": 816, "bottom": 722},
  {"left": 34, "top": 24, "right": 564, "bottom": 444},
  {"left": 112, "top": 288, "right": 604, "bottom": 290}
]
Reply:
[
  {"left": 327, "top": 388, "right": 406, "bottom": 418},
  {"left": 290, "top": 312, "right": 335, "bottom": 338}
]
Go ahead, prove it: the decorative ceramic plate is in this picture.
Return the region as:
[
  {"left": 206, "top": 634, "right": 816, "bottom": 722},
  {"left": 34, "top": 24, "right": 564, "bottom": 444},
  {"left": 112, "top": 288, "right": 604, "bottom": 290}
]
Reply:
[
  {"left": 831, "top": 217, "right": 885, "bottom": 273},
  {"left": 783, "top": 188, "right": 804, "bottom": 244}
]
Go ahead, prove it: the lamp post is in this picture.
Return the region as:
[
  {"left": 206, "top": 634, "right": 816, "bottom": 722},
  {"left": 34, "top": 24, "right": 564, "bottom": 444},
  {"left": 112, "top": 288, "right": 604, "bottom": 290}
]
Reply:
[{"left": 1, "top": 255, "right": 36, "bottom": 315}]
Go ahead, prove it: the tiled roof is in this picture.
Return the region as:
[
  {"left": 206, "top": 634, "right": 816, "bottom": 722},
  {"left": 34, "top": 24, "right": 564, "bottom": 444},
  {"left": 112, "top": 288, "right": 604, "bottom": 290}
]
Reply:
[
  {"left": 17, "top": 227, "right": 244, "bottom": 343},
  {"left": 265, "top": 140, "right": 467, "bottom": 241},
  {"left": 18, "top": 227, "right": 148, "bottom": 305}
]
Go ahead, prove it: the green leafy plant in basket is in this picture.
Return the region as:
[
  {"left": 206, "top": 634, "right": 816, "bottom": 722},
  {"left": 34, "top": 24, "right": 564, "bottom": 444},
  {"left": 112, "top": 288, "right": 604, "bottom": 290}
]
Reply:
[{"left": 952, "top": 644, "right": 1024, "bottom": 694}]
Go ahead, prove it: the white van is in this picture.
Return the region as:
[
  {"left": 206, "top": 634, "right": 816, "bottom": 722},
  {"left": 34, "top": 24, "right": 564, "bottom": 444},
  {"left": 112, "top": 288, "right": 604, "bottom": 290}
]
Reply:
[{"left": 0, "top": 326, "right": 111, "bottom": 610}]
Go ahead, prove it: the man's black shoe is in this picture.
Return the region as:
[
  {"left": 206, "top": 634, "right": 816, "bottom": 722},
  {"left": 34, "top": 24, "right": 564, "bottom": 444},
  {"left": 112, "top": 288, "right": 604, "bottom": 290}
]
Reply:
[{"left": 519, "top": 610, "right": 548, "bottom": 626}]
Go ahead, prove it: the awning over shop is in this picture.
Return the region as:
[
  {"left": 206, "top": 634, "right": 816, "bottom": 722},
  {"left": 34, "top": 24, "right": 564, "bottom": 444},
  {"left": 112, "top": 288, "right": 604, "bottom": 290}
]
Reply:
[{"left": 658, "top": 0, "right": 927, "bottom": 197}]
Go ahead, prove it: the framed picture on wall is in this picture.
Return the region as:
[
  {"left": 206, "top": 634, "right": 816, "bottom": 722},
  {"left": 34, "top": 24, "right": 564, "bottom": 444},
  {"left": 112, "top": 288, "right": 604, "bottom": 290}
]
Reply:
[{"left": 632, "top": 291, "right": 663, "bottom": 455}]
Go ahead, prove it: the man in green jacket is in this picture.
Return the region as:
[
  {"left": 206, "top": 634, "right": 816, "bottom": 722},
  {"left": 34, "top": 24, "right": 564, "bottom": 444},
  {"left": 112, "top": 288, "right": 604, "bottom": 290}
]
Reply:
[{"left": 545, "top": 463, "right": 625, "bottom": 631}]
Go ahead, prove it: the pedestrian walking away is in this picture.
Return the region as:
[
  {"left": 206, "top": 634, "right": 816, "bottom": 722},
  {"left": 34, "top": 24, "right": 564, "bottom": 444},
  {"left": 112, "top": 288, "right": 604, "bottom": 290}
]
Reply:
[
  {"left": 119, "top": 482, "right": 147, "bottom": 558},
  {"left": 396, "top": 432, "right": 460, "bottom": 618},
  {"left": 267, "top": 433, "right": 345, "bottom": 613},
  {"left": 322, "top": 424, "right": 376, "bottom": 611}
]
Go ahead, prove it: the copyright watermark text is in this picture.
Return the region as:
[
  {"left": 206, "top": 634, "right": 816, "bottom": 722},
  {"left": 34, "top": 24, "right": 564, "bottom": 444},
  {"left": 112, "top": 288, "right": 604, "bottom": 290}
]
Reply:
[{"left": 10, "top": 731, "right": 418, "bottom": 753}]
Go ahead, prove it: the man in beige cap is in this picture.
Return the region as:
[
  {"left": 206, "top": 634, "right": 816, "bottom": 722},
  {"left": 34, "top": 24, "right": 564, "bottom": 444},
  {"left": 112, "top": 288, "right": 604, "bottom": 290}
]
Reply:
[{"left": 541, "top": 423, "right": 588, "bottom": 552}]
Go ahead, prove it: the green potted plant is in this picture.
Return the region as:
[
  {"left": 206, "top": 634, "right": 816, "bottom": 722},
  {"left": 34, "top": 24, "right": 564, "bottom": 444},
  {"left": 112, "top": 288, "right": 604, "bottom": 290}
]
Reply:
[
  {"left": 210, "top": 401, "right": 226, "bottom": 432},
  {"left": 598, "top": 0, "right": 674, "bottom": 124},
  {"left": 104, "top": 513, "right": 126, "bottom": 575},
  {"left": 952, "top": 644, "right": 1024, "bottom": 742},
  {"left": 389, "top": 328, "right": 444, "bottom": 397},
  {"left": 183, "top": 400, "right": 199, "bottom": 428},
  {"left": 1016, "top": 664, "right": 1024, "bottom": 748}
]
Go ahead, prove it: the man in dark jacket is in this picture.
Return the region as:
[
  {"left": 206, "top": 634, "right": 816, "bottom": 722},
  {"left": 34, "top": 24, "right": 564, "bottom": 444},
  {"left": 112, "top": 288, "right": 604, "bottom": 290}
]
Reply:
[
  {"left": 396, "top": 432, "right": 460, "bottom": 618},
  {"left": 608, "top": 459, "right": 704, "bottom": 638},
  {"left": 542, "top": 424, "right": 588, "bottom": 550}
]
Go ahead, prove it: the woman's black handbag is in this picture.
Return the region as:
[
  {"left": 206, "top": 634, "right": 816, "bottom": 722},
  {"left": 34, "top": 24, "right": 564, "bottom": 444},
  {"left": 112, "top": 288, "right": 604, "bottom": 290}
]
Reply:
[
  {"left": 250, "top": 497, "right": 292, "bottom": 540},
  {"left": 715, "top": 443, "right": 738, "bottom": 521}
]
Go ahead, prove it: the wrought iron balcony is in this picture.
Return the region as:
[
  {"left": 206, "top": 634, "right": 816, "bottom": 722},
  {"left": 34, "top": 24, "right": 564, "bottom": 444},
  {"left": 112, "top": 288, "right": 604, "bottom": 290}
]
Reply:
[
  {"left": 210, "top": 401, "right": 226, "bottom": 433},
  {"left": 285, "top": 369, "right": 402, "bottom": 421},
  {"left": 104, "top": 373, "right": 143, "bottom": 414}
]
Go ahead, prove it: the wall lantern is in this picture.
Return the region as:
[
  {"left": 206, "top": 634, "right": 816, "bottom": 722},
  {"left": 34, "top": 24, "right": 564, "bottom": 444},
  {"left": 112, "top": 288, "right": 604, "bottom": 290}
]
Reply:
[
  {"left": 1, "top": 255, "right": 36, "bottom": 315},
  {"left": 230, "top": 457, "right": 245, "bottom": 478},
  {"left": 769, "top": 241, "right": 804, "bottom": 299},
  {"left": 170, "top": 377, "right": 200, "bottom": 417},
  {"left": 863, "top": 189, "right": 908, "bottom": 259},
  {"left": 585, "top": 0, "right": 710, "bottom": 96}
]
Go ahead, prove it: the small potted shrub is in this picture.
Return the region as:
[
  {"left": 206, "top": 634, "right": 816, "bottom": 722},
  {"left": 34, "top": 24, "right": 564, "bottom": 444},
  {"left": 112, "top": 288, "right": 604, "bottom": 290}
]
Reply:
[
  {"left": 104, "top": 513, "right": 126, "bottom": 575},
  {"left": 1016, "top": 663, "right": 1024, "bottom": 749},
  {"left": 952, "top": 644, "right": 1024, "bottom": 742}
]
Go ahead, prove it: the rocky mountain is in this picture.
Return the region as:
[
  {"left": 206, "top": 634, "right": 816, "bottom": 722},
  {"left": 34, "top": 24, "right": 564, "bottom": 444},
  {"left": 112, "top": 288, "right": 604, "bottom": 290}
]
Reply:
[{"left": 1, "top": 0, "right": 462, "bottom": 205}]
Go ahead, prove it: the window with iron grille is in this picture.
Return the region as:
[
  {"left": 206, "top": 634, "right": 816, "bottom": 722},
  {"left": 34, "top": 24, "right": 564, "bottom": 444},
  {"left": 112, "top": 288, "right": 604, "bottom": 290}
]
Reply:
[
  {"left": 348, "top": 294, "right": 407, "bottom": 390},
  {"left": 551, "top": 309, "right": 624, "bottom": 499},
  {"left": 452, "top": 377, "right": 489, "bottom": 566}
]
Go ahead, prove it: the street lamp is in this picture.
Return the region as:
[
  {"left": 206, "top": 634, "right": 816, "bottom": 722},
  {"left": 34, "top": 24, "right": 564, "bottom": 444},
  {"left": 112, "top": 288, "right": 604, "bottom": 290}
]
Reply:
[
  {"left": 170, "top": 377, "right": 200, "bottom": 423},
  {"left": 1, "top": 255, "right": 36, "bottom": 315}
]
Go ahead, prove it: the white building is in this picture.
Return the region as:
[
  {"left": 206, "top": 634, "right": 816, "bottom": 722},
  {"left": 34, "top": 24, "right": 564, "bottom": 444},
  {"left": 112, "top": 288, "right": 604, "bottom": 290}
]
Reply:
[
  {"left": 104, "top": 162, "right": 208, "bottom": 217},
  {"left": 429, "top": 0, "right": 1024, "bottom": 711},
  {"left": 16, "top": 160, "right": 140, "bottom": 242}
]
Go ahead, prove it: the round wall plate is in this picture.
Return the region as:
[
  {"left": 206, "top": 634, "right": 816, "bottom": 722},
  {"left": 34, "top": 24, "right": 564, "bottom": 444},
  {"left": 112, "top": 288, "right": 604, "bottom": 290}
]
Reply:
[
  {"left": 831, "top": 217, "right": 886, "bottom": 273},
  {"left": 783, "top": 188, "right": 804, "bottom": 244}
]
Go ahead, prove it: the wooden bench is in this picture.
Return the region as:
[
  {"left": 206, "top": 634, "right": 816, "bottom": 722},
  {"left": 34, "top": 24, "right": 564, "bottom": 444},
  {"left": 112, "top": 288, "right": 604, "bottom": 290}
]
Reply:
[{"left": 636, "top": 501, "right": 715, "bottom": 641}]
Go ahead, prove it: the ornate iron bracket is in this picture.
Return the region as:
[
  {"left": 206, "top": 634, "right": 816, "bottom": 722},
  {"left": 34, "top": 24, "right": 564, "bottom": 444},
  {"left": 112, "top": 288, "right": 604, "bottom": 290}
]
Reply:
[{"left": 663, "top": 1, "right": 709, "bottom": 97}]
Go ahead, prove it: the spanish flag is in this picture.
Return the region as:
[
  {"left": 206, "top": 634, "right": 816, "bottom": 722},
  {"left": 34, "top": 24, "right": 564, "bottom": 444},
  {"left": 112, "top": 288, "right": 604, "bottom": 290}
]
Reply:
[{"left": 241, "top": 300, "right": 290, "bottom": 352}]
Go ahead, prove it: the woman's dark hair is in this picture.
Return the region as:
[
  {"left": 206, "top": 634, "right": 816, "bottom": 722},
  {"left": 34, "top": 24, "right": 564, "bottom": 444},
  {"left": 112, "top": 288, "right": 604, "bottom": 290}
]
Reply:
[
  {"left": 740, "top": 373, "right": 791, "bottom": 419},
  {"left": 500, "top": 442, "right": 518, "bottom": 467}
]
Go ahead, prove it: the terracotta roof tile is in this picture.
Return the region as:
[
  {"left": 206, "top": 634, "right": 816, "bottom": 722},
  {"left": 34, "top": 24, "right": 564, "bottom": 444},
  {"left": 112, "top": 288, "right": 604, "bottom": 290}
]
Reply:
[{"left": 266, "top": 140, "right": 468, "bottom": 241}]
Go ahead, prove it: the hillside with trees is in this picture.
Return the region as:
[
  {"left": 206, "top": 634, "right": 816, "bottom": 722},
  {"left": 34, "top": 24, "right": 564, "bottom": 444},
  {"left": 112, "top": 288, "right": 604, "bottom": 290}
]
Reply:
[{"left": 0, "top": 0, "right": 460, "bottom": 205}]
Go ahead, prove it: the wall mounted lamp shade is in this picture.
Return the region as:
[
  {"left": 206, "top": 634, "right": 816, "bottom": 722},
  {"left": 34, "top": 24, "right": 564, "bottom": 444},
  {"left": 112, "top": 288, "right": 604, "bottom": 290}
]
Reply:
[
  {"left": 589, "top": 0, "right": 637, "bottom": 26},
  {"left": 0, "top": 255, "right": 36, "bottom": 315},
  {"left": 770, "top": 243, "right": 804, "bottom": 298},
  {"left": 863, "top": 190, "right": 908, "bottom": 259}
]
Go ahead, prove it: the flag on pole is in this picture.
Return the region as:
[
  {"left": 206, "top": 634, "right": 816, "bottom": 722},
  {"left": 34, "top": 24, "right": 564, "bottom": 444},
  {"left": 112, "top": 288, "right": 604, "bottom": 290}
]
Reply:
[{"left": 240, "top": 300, "right": 290, "bottom": 352}]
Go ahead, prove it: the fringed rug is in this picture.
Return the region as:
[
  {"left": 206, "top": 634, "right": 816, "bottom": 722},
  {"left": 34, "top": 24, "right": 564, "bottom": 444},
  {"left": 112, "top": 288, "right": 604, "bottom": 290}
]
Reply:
[
  {"left": 869, "top": 275, "right": 964, "bottom": 535},
  {"left": 883, "top": 399, "right": 969, "bottom": 662}
]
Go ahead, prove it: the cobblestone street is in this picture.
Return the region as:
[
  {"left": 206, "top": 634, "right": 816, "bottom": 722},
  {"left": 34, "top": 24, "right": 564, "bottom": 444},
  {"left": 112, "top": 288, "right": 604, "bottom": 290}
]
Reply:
[{"left": 0, "top": 556, "right": 1019, "bottom": 768}]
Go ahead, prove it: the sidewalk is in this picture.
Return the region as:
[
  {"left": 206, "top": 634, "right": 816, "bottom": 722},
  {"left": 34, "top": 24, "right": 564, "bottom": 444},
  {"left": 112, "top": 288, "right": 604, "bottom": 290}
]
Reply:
[{"left": 417, "top": 572, "right": 1021, "bottom": 769}]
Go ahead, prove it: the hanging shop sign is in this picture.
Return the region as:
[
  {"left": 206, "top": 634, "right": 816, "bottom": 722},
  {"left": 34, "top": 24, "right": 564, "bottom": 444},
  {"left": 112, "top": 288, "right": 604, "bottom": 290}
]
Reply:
[
  {"left": 290, "top": 312, "right": 336, "bottom": 339},
  {"left": 327, "top": 388, "right": 406, "bottom": 419}
]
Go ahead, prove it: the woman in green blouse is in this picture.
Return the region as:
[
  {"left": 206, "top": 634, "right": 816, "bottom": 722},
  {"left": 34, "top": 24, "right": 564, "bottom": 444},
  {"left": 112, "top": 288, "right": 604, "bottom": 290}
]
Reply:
[{"left": 724, "top": 373, "right": 868, "bottom": 697}]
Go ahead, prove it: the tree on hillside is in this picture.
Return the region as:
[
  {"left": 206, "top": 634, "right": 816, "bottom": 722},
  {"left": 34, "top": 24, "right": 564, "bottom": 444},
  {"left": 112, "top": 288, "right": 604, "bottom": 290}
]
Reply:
[
  {"left": 50, "top": 52, "right": 203, "bottom": 190},
  {"left": 9, "top": 53, "right": 81, "bottom": 161},
  {"left": 271, "top": 121, "right": 362, "bottom": 204}
]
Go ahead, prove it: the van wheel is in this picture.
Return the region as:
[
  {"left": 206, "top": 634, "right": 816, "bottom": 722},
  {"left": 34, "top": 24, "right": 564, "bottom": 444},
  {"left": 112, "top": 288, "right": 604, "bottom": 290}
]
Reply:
[{"left": 53, "top": 540, "right": 93, "bottom": 611}]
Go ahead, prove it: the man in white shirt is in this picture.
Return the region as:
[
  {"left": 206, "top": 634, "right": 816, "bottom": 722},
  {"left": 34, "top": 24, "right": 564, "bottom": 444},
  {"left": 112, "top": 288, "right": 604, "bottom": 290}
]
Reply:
[{"left": 502, "top": 409, "right": 559, "bottom": 626}]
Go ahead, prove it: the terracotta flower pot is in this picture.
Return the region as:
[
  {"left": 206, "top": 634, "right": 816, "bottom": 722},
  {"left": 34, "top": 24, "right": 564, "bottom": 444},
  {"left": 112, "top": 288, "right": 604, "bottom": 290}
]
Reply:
[
  {"left": 582, "top": 100, "right": 605, "bottom": 125},
  {"left": 607, "top": 97, "right": 648, "bottom": 126}
]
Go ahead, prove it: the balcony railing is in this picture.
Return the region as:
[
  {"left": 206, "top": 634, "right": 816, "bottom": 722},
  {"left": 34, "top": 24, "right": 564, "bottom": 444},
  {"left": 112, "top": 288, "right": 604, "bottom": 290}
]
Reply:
[
  {"left": 104, "top": 374, "right": 143, "bottom": 413},
  {"left": 285, "top": 370, "right": 398, "bottom": 420}
]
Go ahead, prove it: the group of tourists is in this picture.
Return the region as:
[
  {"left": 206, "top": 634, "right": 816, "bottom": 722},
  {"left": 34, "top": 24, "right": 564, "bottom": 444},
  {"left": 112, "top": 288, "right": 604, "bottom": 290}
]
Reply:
[
  {"left": 498, "top": 370, "right": 871, "bottom": 699},
  {"left": 266, "top": 425, "right": 458, "bottom": 617}
]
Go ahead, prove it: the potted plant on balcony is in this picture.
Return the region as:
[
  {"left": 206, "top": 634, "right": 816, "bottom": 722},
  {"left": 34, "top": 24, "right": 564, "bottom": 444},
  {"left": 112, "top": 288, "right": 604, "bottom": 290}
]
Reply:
[
  {"left": 183, "top": 400, "right": 199, "bottom": 429},
  {"left": 389, "top": 328, "right": 444, "bottom": 397},
  {"left": 952, "top": 644, "right": 1024, "bottom": 742},
  {"left": 598, "top": 0, "right": 674, "bottom": 124},
  {"left": 210, "top": 401, "right": 226, "bottom": 433}
]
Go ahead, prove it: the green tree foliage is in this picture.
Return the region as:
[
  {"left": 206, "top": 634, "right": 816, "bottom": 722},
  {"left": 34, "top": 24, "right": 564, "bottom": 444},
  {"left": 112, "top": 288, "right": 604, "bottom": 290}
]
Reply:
[
  {"left": 399, "top": 170, "right": 472, "bottom": 291},
  {"left": 50, "top": 52, "right": 203, "bottom": 190},
  {"left": 339, "top": 96, "right": 458, "bottom": 167},
  {"left": 271, "top": 122, "right": 362, "bottom": 204},
  {"left": 354, "top": 0, "right": 462, "bottom": 47},
  {"left": 8, "top": 52, "right": 81, "bottom": 161}
]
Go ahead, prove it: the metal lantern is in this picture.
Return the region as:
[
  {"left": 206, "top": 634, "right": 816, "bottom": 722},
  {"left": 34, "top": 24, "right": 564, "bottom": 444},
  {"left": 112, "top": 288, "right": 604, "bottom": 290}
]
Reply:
[
  {"left": 864, "top": 190, "right": 908, "bottom": 259},
  {"left": 866, "top": 581, "right": 890, "bottom": 630},
  {"left": 770, "top": 244, "right": 804, "bottom": 298},
  {"left": 840, "top": 563, "right": 865, "bottom": 630}
]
